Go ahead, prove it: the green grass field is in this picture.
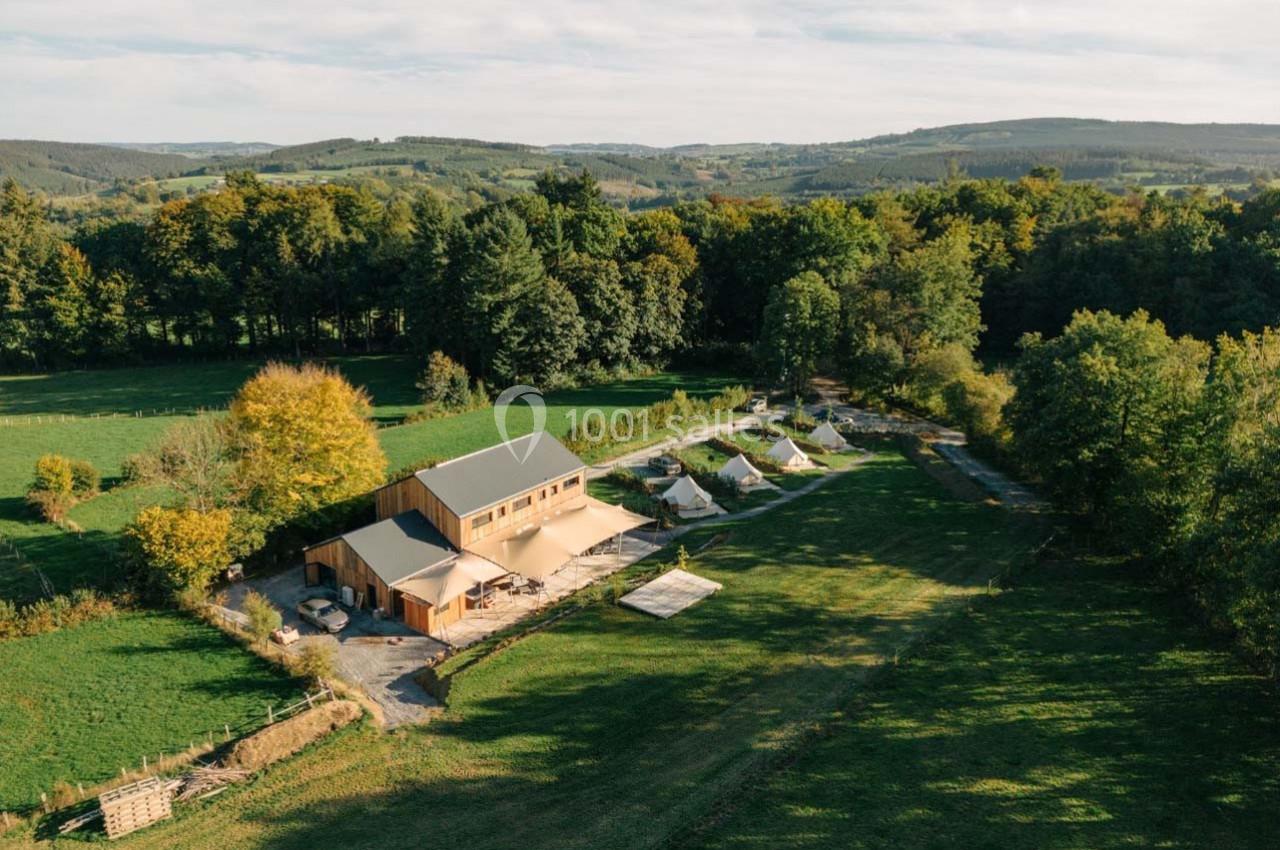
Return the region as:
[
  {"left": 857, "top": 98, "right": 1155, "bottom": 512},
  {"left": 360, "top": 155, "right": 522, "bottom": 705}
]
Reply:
[
  {"left": 0, "top": 358, "right": 741, "bottom": 601},
  {"left": 21, "top": 450, "right": 1036, "bottom": 849},
  {"left": 0, "top": 611, "right": 300, "bottom": 812},
  {"left": 688, "top": 556, "right": 1280, "bottom": 850}
]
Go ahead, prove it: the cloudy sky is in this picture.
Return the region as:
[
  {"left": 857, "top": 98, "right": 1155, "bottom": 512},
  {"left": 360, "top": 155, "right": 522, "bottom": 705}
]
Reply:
[{"left": 2, "top": 1, "right": 1277, "bottom": 146}]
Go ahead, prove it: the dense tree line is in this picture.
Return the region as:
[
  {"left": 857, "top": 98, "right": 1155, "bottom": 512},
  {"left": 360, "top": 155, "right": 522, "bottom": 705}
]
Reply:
[
  {"left": 1009, "top": 310, "right": 1280, "bottom": 672},
  {"left": 3, "top": 169, "right": 1280, "bottom": 395}
]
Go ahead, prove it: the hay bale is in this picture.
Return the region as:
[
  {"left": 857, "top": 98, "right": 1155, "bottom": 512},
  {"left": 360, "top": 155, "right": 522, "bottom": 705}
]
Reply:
[{"left": 224, "top": 700, "right": 360, "bottom": 772}]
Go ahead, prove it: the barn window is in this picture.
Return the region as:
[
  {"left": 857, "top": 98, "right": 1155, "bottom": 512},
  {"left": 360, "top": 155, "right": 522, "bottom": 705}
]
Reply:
[
  {"left": 563, "top": 475, "right": 580, "bottom": 490},
  {"left": 471, "top": 511, "right": 493, "bottom": 530},
  {"left": 513, "top": 495, "right": 532, "bottom": 511}
]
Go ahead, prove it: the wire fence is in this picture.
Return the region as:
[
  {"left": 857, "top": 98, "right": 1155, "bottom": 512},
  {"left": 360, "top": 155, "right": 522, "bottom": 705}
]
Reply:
[
  {"left": 3, "top": 686, "right": 335, "bottom": 822},
  {"left": 0, "top": 407, "right": 229, "bottom": 428}
]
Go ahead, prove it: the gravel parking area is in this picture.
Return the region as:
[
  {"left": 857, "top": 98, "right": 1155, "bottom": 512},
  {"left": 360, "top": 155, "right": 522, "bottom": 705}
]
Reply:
[{"left": 225, "top": 566, "right": 447, "bottom": 727}]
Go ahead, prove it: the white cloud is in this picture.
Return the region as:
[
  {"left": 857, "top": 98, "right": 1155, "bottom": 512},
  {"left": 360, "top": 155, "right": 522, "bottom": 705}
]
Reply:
[{"left": 1, "top": 0, "right": 1277, "bottom": 144}]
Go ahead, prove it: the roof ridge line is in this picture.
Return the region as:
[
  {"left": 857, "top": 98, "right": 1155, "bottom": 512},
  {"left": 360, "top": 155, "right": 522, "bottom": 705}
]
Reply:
[{"left": 427, "top": 431, "right": 539, "bottom": 472}]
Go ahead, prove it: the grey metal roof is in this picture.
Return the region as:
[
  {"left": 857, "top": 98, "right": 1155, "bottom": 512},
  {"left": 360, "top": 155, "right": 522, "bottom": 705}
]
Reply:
[
  {"left": 414, "top": 433, "right": 586, "bottom": 518},
  {"left": 341, "top": 510, "right": 457, "bottom": 587}
]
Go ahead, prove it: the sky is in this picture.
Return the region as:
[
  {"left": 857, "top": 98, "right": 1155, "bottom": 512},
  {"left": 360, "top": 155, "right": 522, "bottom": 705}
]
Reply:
[{"left": 2, "top": 0, "right": 1278, "bottom": 147}]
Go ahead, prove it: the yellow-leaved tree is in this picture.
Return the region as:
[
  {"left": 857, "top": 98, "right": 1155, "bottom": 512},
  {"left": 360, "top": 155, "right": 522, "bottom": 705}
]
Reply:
[
  {"left": 226, "top": 362, "right": 387, "bottom": 525},
  {"left": 126, "top": 506, "right": 234, "bottom": 593}
]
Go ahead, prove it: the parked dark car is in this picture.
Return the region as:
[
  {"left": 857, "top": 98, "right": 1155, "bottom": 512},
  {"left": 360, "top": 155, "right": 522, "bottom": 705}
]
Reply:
[
  {"left": 648, "top": 455, "right": 682, "bottom": 475},
  {"left": 297, "top": 598, "right": 350, "bottom": 633},
  {"left": 814, "top": 408, "right": 854, "bottom": 425}
]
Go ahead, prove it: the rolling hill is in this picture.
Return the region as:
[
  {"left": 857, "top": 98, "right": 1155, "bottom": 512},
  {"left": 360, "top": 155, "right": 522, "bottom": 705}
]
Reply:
[
  {"left": 5, "top": 118, "right": 1279, "bottom": 204},
  {"left": 0, "top": 140, "right": 210, "bottom": 195}
]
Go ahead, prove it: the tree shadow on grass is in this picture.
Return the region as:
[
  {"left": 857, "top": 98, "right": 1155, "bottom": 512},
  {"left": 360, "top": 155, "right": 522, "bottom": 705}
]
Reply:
[{"left": 681, "top": 559, "right": 1280, "bottom": 850}]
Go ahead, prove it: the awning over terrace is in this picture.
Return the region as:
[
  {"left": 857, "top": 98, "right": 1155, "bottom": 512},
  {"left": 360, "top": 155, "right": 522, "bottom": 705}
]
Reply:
[
  {"left": 467, "top": 496, "right": 651, "bottom": 580},
  {"left": 396, "top": 552, "right": 510, "bottom": 608}
]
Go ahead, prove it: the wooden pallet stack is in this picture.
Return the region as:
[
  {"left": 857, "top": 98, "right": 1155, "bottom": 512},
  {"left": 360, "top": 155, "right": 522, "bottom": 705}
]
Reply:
[{"left": 99, "top": 778, "right": 173, "bottom": 840}]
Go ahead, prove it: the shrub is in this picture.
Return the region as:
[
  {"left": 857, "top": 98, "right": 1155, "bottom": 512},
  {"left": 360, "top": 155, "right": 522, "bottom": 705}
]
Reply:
[
  {"left": 789, "top": 397, "right": 815, "bottom": 429},
  {"left": 120, "top": 452, "right": 148, "bottom": 484},
  {"left": 906, "top": 343, "right": 977, "bottom": 418},
  {"left": 125, "top": 506, "right": 234, "bottom": 595},
  {"left": 292, "top": 641, "right": 337, "bottom": 686},
  {"left": 0, "top": 599, "right": 18, "bottom": 639},
  {"left": 69, "top": 459, "right": 100, "bottom": 496},
  {"left": 604, "top": 467, "right": 649, "bottom": 494},
  {"left": 414, "top": 351, "right": 486, "bottom": 416},
  {"left": 0, "top": 590, "right": 118, "bottom": 641},
  {"left": 27, "top": 454, "right": 77, "bottom": 521},
  {"left": 243, "top": 590, "right": 282, "bottom": 645},
  {"left": 25, "top": 488, "right": 75, "bottom": 523},
  {"left": 941, "top": 369, "right": 1014, "bottom": 451},
  {"left": 31, "top": 453, "right": 74, "bottom": 495}
]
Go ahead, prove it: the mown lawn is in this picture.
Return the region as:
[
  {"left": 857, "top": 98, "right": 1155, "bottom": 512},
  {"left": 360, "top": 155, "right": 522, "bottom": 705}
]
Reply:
[
  {"left": 28, "top": 450, "right": 1037, "bottom": 849},
  {"left": 0, "top": 611, "right": 301, "bottom": 812},
  {"left": 0, "top": 360, "right": 743, "bottom": 601},
  {"left": 688, "top": 558, "right": 1280, "bottom": 850}
]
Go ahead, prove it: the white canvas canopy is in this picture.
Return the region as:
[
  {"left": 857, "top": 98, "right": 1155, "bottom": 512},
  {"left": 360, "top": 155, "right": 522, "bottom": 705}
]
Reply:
[
  {"left": 396, "top": 553, "right": 507, "bottom": 609},
  {"left": 767, "top": 436, "right": 811, "bottom": 468},
  {"left": 661, "top": 475, "right": 714, "bottom": 510},
  {"left": 809, "top": 421, "right": 848, "bottom": 451},
  {"left": 718, "top": 453, "right": 764, "bottom": 487},
  {"left": 467, "top": 496, "right": 650, "bottom": 580},
  {"left": 469, "top": 525, "right": 575, "bottom": 581}
]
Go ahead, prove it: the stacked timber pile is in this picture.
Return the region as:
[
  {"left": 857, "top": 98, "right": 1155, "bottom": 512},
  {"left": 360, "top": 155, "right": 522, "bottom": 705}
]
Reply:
[
  {"left": 55, "top": 700, "right": 361, "bottom": 839},
  {"left": 99, "top": 778, "right": 173, "bottom": 839},
  {"left": 174, "top": 766, "right": 250, "bottom": 801}
]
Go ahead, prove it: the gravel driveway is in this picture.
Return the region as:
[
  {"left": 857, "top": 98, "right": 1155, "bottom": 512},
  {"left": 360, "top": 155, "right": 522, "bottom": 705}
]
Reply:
[{"left": 224, "top": 566, "right": 447, "bottom": 727}]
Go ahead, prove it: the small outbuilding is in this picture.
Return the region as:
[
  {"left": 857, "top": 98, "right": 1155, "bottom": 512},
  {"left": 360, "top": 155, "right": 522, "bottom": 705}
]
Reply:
[
  {"left": 718, "top": 453, "right": 765, "bottom": 488},
  {"left": 766, "top": 436, "right": 812, "bottom": 469},
  {"left": 660, "top": 475, "right": 715, "bottom": 511},
  {"left": 809, "top": 421, "right": 849, "bottom": 451}
]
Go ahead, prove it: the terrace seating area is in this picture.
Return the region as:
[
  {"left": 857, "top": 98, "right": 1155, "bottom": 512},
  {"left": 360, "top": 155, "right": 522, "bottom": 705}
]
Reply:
[{"left": 430, "top": 530, "right": 665, "bottom": 647}]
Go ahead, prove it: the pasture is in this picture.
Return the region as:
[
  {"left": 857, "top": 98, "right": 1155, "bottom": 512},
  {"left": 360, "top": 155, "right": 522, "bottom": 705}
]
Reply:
[
  {"left": 0, "top": 358, "right": 741, "bottom": 600},
  {"left": 0, "top": 611, "right": 300, "bottom": 812},
  {"left": 690, "top": 556, "right": 1280, "bottom": 850},
  {"left": 21, "top": 450, "right": 1039, "bottom": 849}
]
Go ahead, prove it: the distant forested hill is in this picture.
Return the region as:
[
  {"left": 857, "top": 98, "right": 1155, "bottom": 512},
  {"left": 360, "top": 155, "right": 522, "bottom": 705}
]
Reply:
[
  {"left": 5, "top": 118, "right": 1280, "bottom": 202},
  {"left": 0, "top": 141, "right": 207, "bottom": 194},
  {"left": 103, "top": 141, "right": 279, "bottom": 158}
]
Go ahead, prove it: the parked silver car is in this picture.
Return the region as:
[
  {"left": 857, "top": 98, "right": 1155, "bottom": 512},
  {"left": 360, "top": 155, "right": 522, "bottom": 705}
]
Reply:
[{"left": 297, "top": 598, "right": 350, "bottom": 633}]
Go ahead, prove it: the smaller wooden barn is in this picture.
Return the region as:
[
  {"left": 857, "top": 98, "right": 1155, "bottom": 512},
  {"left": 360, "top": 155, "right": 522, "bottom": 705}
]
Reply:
[{"left": 303, "top": 510, "right": 465, "bottom": 632}]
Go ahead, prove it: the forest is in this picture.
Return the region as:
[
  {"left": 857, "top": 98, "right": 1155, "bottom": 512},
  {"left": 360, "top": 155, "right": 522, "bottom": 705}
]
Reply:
[{"left": 4, "top": 165, "right": 1280, "bottom": 670}]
